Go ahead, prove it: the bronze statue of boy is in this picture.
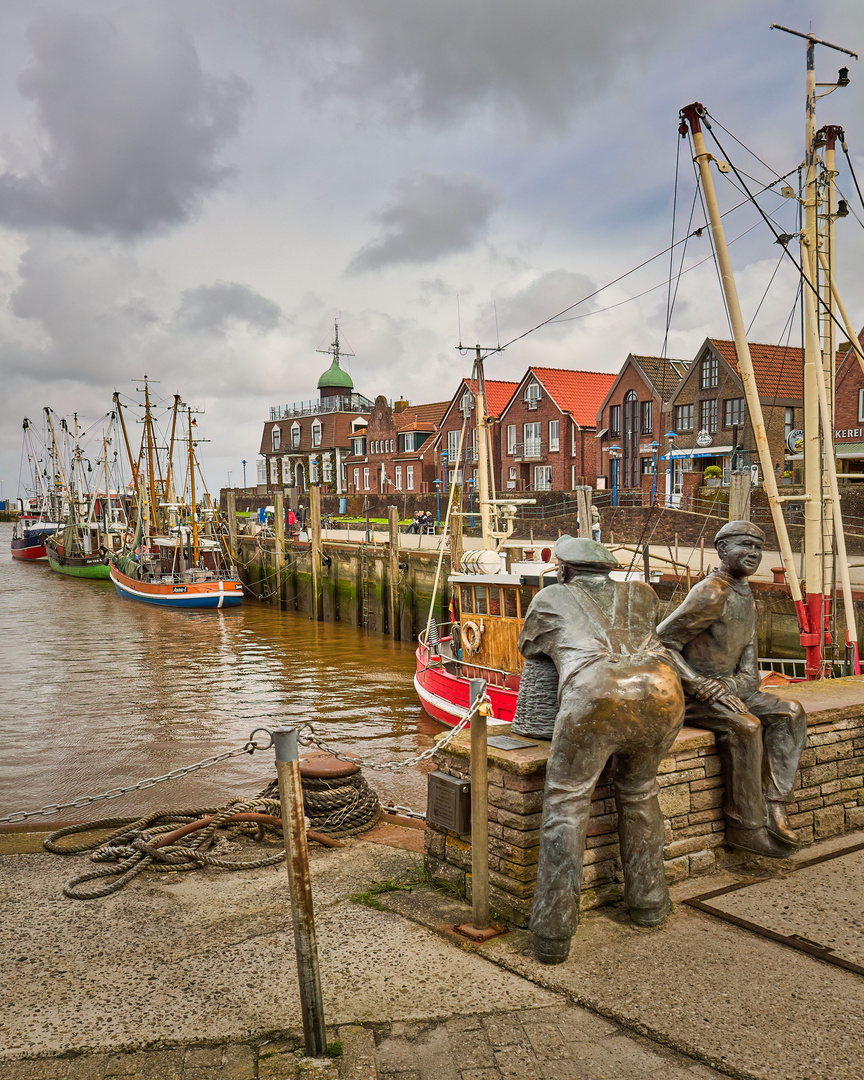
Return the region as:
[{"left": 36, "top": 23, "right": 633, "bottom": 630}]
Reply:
[
  {"left": 657, "top": 521, "right": 806, "bottom": 858},
  {"left": 520, "top": 536, "right": 685, "bottom": 964}
]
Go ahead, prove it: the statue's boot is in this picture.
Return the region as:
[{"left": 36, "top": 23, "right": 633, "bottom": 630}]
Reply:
[
  {"left": 726, "top": 825, "right": 795, "bottom": 858},
  {"left": 532, "top": 934, "right": 571, "bottom": 965},
  {"left": 629, "top": 901, "right": 672, "bottom": 928},
  {"left": 766, "top": 801, "right": 799, "bottom": 846}
]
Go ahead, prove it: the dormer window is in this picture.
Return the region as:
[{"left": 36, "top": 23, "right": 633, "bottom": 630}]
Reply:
[
  {"left": 271, "top": 425, "right": 281, "bottom": 451},
  {"left": 291, "top": 421, "right": 301, "bottom": 449},
  {"left": 460, "top": 390, "right": 475, "bottom": 417},
  {"left": 311, "top": 419, "right": 322, "bottom": 447},
  {"left": 525, "top": 382, "right": 541, "bottom": 408}
]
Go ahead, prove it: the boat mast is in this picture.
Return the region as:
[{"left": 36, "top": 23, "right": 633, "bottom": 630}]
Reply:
[
  {"left": 679, "top": 104, "right": 810, "bottom": 637},
  {"left": 772, "top": 24, "right": 859, "bottom": 675},
  {"left": 187, "top": 405, "right": 199, "bottom": 565},
  {"left": 472, "top": 346, "right": 495, "bottom": 550},
  {"left": 142, "top": 377, "right": 158, "bottom": 543}
]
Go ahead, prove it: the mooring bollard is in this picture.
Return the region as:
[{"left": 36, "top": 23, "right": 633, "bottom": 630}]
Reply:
[
  {"left": 469, "top": 678, "right": 490, "bottom": 932},
  {"left": 272, "top": 727, "right": 327, "bottom": 1058}
]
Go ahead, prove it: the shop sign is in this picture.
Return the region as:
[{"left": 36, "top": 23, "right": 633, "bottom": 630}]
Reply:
[
  {"left": 786, "top": 428, "right": 804, "bottom": 452},
  {"left": 695, "top": 429, "right": 713, "bottom": 447},
  {"left": 834, "top": 428, "right": 864, "bottom": 441}
]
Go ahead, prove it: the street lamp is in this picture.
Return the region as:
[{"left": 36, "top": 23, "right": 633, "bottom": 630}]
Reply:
[
  {"left": 441, "top": 450, "right": 449, "bottom": 493},
  {"left": 665, "top": 431, "right": 679, "bottom": 508},
  {"left": 241, "top": 459, "right": 247, "bottom": 489},
  {"left": 649, "top": 442, "right": 660, "bottom": 506},
  {"left": 609, "top": 444, "right": 622, "bottom": 507},
  {"left": 433, "top": 478, "right": 442, "bottom": 524}
]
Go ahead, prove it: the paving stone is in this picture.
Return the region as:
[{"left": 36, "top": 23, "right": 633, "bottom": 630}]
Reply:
[
  {"left": 256, "top": 1049, "right": 298, "bottom": 1080},
  {"left": 7, "top": 1062, "right": 69, "bottom": 1079},
  {"left": 220, "top": 1045, "right": 256, "bottom": 1080},
  {"left": 135, "top": 1049, "right": 185, "bottom": 1079},
  {"left": 183, "top": 1069, "right": 221, "bottom": 1080},
  {"left": 67, "top": 1056, "right": 109, "bottom": 1080},
  {"left": 554, "top": 1007, "right": 618, "bottom": 1040},
  {"left": 493, "top": 1046, "right": 541, "bottom": 1080},
  {"left": 103, "top": 1055, "right": 141, "bottom": 1077},
  {"left": 450, "top": 1031, "right": 496, "bottom": 1072},
  {"left": 375, "top": 1039, "right": 418, "bottom": 1075},
  {"left": 185, "top": 1048, "right": 223, "bottom": 1069},
  {"left": 479, "top": 1014, "right": 527, "bottom": 1049},
  {"left": 337, "top": 1026, "right": 376, "bottom": 1080},
  {"left": 444, "top": 1015, "right": 484, "bottom": 1033},
  {"left": 520, "top": 1021, "right": 571, "bottom": 1061},
  {"left": 459, "top": 1070, "right": 500, "bottom": 1080}
]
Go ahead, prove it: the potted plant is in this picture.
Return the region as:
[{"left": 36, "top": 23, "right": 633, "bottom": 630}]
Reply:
[
  {"left": 703, "top": 465, "right": 723, "bottom": 487},
  {"left": 781, "top": 469, "right": 793, "bottom": 486}
]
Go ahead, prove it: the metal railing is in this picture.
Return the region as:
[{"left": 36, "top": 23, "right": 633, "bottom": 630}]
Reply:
[
  {"left": 269, "top": 394, "right": 374, "bottom": 420},
  {"left": 509, "top": 439, "right": 545, "bottom": 460}
]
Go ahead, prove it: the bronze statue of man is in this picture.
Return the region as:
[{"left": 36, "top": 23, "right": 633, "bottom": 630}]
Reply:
[
  {"left": 657, "top": 521, "right": 806, "bottom": 858},
  {"left": 519, "top": 536, "right": 685, "bottom": 965}
]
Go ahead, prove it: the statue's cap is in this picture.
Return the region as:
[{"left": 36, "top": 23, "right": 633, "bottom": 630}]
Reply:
[
  {"left": 554, "top": 534, "right": 619, "bottom": 569},
  {"left": 714, "top": 520, "right": 765, "bottom": 546}
]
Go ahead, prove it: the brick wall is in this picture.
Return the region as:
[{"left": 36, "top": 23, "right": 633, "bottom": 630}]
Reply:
[
  {"left": 596, "top": 361, "right": 668, "bottom": 490},
  {"left": 424, "top": 679, "right": 864, "bottom": 927}
]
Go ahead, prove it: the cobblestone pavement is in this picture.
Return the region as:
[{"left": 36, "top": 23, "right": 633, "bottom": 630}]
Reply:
[{"left": 0, "top": 1004, "right": 732, "bottom": 1080}]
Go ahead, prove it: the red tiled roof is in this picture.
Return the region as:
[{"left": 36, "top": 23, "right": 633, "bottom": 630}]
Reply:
[
  {"left": 709, "top": 339, "right": 804, "bottom": 399},
  {"left": 395, "top": 400, "right": 448, "bottom": 431},
  {"left": 530, "top": 367, "right": 617, "bottom": 426},
  {"left": 462, "top": 378, "right": 519, "bottom": 419}
]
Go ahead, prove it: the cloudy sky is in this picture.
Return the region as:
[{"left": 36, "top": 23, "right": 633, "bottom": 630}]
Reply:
[{"left": 2, "top": 0, "right": 864, "bottom": 497}]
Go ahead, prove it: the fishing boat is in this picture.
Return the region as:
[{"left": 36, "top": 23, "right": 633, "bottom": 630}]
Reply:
[
  {"left": 417, "top": 32, "right": 863, "bottom": 723},
  {"left": 10, "top": 418, "right": 61, "bottom": 560},
  {"left": 43, "top": 411, "right": 122, "bottom": 580},
  {"left": 109, "top": 381, "right": 243, "bottom": 609}
]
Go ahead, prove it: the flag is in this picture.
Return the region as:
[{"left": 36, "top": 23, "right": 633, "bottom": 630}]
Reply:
[{"left": 191, "top": 417, "right": 198, "bottom": 427}]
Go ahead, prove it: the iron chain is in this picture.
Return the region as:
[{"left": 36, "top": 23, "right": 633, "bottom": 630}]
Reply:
[
  {"left": 296, "top": 692, "right": 489, "bottom": 771},
  {"left": 0, "top": 736, "right": 268, "bottom": 824}
]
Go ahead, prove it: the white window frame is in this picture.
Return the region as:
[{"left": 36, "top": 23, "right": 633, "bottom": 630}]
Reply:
[
  {"left": 858, "top": 391, "right": 864, "bottom": 424},
  {"left": 406, "top": 465, "right": 414, "bottom": 490},
  {"left": 523, "top": 421, "right": 541, "bottom": 458},
  {"left": 533, "top": 465, "right": 552, "bottom": 491},
  {"left": 525, "top": 381, "right": 541, "bottom": 404},
  {"left": 281, "top": 456, "right": 291, "bottom": 484},
  {"left": 291, "top": 421, "right": 301, "bottom": 449},
  {"left": 572, "top": 422, "right": 578, "bottom": 455},
  {"left": 271, "top": 426, "right": 281, "bottom": 452},
  {"left": 395, "top": 465, "right": 403, "bottom": 490},
  {"left": 549, "top": 420, "right": 559, "bottom": 451},
  {"left": 257, "top": 458, "right": 267, "bottom": 485},
  {"left": 507, "top": 424, "right": 517, "bottom": 454},
  {"left": 363, "top": 467, "right": 370, "bottom": 491},
  {"left": 311, "top": 420, "right": 322, "bottom": 447},
  {"left": 447, "top": 429, "right": 460, "bottom": 460},
  {"left": 353, "top": 468, "right": 360, "bottom": 491},
  {"left": 269, "top": 458, "right": 279, "bottom": 483}
]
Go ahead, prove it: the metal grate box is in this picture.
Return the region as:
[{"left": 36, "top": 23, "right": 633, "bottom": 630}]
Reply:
[{"left": 426, "top": 770, "right": 471, "bottom": 834}]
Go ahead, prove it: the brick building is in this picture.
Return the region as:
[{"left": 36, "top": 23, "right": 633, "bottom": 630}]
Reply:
[
  {"left": 343, "top": 395, "right": 448, "bottom": 495},
  {"left": 257, "top": 328, "right": 373, "bottom": 496},
  {"left": 662, "top": 338, "right": 804, "bottom": 503},
  {"left": 498, "top": 367, "right": 616, "bottom": 491},
  {"left": 433, "top": 378, "right": 519, "bottom": 491},
  {"left": 831, "top": 341, "right": 864, "bottom": 482},
  {"left": 595, "top": 354, "right": 690, "bottom": 493}
]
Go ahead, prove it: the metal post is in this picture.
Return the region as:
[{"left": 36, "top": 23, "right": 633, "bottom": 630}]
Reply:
[
  {"left": 469, "top": 678, "right": 489, "bottom": 931},
  {"left": 387, "top": 505, "right": 400, "bottom": 640},
  {"left": 272, "top": 728, "right": 327, "bottom": 1058},
  {"left": 274, "top": 490, "right": 285, "bottom": 610},
  {"left": 310, "top": 484, "right": 322, "bottom": 621},
  {"left": 574, "top": 486, "right": 592, "bottom": 538}
]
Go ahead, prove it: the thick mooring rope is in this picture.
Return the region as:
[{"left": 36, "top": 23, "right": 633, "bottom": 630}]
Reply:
[{"left": 299, "top": 773, "right": 380, "bottom": 839}]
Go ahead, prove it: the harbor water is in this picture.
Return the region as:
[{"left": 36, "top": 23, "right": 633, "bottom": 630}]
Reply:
[{"left": 0, "top": 522, "right": 439, "bottom": 823}]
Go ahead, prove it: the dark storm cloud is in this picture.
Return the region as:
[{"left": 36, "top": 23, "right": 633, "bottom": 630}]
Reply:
[
  {"left": 176, "top": 282, "right": 284, "bottom": 335},
  {"left": 251, "top": 0, "right": 725, "bottom": 128},
  {"left": 347, "top": 173, "right": 498, "bottom": 273},
  {"left": 0, "top": 8, "right": 249, "bottom": 237}
]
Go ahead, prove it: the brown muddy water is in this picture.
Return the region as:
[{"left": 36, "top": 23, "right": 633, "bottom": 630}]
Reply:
[{"left": 0, "top": 522, "right": 441, "bottom": 823}]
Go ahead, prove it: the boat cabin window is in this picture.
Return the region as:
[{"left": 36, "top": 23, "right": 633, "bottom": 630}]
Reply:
[
  {"left": 460, "top": 585, "right": 474, "bottom": 614},
  {"left": 518, "top": 586, "right": 536, "bottom": 618},
  {"left": 474, "top": 586, "right": 488, "bottom": 615},
  {"left": 488, "top": 587, "right": 501, "bottom": 616},
  {"left": 504, "top": 588, "right": 518, "bottom": 619}
]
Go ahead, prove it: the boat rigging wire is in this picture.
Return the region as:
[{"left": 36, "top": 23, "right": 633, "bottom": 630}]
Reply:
[
  {"left": 841, "top": 140, "right": 864, "bottom": 213},
  {"left": 698, "top": 114, "right": 858, "bottom": 356},
  {"left": 483, "top": 169, "right": 801, "bottom": 356}
]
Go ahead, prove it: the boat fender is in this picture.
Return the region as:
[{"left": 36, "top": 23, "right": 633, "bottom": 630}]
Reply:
[{"left": 461, "top": 620, "right": 483, "bottom": 655}]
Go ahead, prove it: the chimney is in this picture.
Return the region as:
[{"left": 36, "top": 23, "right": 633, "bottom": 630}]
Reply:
[{"left": 394, "top": 397, "right": 409, "bottom": 413}]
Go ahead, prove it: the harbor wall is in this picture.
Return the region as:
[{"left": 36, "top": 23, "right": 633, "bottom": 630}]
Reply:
[
  {"left": 425, "top": 678, "right": 864, "bottom": 926},
  {"left": 236, "top": 535, "right": 450, "bottom": 639}
]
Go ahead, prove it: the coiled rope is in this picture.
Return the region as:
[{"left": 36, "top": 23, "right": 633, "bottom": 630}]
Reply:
[{"left": 300, "top": 773, "right": 380, "bottom": 838}]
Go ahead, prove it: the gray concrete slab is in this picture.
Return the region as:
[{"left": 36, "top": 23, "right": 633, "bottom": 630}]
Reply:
[
  {"left": 706, "top": 845, "right": 864, "bottom": 968},
  {"left": 0, "top": 842, "right": 556, "bottom": 1060}
]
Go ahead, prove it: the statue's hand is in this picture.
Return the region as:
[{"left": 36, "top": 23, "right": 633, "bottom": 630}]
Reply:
[
  {"left": 691, "top": 677, "right": 728, "bottom": 703},
  {"left": 718, "top": 693, "right": 749, "bottom": 714}
]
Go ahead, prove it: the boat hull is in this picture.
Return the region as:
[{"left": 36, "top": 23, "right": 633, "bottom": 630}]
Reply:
[
  {"left": 415, "top": 638, "right": 519, "bottom": 727},
  {"left": 46, "top": 549, "right": 111, "bottom": 579},
  {"left": 11, "top": 538, "right": 48, "bottom": 561},
  {"left": 109, "top": 564, "right": 244, "bottom": 608}
]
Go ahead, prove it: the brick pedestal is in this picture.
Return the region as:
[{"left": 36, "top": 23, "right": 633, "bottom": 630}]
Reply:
[{"left": 424, "top": 678, "right": 864, "bottom": 927}]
